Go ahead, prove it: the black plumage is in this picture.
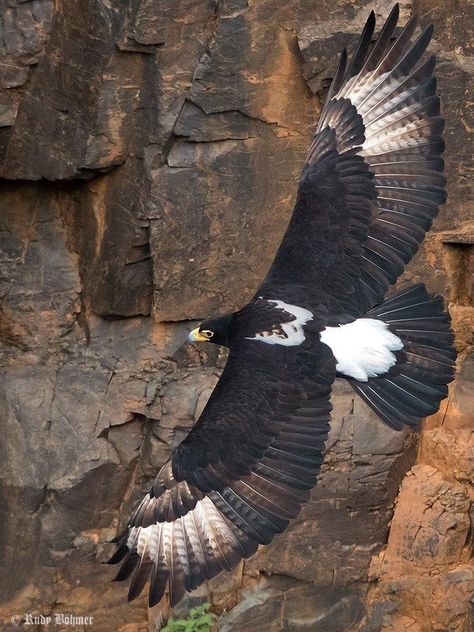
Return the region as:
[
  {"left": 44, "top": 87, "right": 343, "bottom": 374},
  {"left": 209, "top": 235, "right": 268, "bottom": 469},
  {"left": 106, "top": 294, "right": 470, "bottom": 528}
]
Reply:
[{"left": 108, "top": 4, "right": 457, "bottom": 607}]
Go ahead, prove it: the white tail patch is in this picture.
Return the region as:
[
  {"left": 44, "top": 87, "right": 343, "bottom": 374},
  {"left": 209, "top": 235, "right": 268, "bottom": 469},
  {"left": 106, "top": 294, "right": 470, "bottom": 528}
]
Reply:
[{"left": 320, "top": 318, "right": 403, "bottom": 381}]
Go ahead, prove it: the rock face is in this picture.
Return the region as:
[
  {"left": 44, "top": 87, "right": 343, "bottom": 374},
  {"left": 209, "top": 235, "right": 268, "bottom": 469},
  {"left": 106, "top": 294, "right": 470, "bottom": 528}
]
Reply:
[{"left": 0, "top": 1, "right": 472, "bottom": 631}]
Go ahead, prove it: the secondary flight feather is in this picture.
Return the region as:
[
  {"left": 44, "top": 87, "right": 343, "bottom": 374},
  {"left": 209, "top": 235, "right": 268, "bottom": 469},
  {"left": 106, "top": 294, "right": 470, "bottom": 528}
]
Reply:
[{"left": 108, "top": 4, "right": 456, "bottom": 606}]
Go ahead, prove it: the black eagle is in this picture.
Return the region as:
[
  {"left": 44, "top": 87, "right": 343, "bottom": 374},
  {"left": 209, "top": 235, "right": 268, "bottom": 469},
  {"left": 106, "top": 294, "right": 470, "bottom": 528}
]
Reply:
[{"left": 109, "top": 4, "right": 456, "bottom": 607}]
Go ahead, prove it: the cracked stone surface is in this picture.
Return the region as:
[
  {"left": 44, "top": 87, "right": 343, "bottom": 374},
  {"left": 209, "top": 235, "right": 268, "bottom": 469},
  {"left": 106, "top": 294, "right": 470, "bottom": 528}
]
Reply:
[{"left": 0, "top": 1, "right": 472, "bottom": 631}]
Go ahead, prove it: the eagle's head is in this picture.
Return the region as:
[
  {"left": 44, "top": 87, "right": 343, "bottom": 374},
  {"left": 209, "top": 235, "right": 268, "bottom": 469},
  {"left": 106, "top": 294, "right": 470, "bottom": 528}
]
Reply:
[{"left": 187, "top": 313, "right": 234, "bottom": 347}]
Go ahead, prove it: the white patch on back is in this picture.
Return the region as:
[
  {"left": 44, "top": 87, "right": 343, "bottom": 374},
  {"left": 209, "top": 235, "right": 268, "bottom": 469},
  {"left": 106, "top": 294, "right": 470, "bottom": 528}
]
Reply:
[
  {"left": 247, "top": 299, "right": 313, "bottom": 347},
  {"left": 320, "top": 318, "right": 403, "bottom": 381}
]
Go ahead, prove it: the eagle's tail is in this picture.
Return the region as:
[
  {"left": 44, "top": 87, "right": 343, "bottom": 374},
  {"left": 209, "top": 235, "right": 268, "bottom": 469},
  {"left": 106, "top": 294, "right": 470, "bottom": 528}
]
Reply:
[{"left": 349, "top": 284, "right": 456, "bottom": 430}]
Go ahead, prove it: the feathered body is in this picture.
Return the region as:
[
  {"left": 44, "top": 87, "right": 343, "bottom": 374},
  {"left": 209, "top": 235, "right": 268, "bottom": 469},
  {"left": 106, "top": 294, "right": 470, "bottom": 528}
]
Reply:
[{"left": 108, "top": 4, "right": 456, "bottom": 607}]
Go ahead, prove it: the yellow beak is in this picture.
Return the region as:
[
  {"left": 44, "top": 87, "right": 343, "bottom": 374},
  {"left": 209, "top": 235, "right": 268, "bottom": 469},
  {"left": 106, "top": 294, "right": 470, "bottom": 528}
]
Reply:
[{"left": 187, "top": 327, "right": 208, "bottom": 342}]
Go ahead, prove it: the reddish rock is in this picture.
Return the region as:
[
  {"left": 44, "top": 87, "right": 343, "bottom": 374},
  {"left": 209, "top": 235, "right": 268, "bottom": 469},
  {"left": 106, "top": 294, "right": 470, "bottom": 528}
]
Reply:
[{"left": 0, "top": 1, "right": 472, "bottom": 631}]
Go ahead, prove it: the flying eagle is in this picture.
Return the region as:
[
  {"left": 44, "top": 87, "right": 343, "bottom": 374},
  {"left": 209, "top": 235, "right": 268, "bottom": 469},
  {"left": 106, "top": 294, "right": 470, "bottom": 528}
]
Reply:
[{"left": 108, "top": 4, "right": 456, "bottom": 607}]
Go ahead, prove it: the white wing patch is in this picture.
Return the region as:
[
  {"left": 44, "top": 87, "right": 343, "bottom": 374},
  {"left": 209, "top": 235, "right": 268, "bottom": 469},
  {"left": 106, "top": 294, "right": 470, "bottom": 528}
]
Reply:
[
  {"left": 247, "top": 299, "right": 313, "bottom": 347},
  {"left": 320, "top": 318, "right": 403, "bottom": 381},
  {"left": 127, "top": 496, "right": 238, "bottom": 563}
]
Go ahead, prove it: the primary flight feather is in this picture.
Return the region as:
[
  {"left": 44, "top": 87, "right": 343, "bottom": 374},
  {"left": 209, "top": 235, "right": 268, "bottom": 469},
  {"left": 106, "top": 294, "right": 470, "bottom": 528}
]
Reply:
[{"left": 108, "top": 4, "right": 456, "bottom": 607}]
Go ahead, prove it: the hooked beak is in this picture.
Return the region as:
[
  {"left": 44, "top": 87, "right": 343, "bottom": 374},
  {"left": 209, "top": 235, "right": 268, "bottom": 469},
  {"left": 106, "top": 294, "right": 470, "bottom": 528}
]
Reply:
[{"left": 187, "top": 327, "right": 208, "bottom": 343}]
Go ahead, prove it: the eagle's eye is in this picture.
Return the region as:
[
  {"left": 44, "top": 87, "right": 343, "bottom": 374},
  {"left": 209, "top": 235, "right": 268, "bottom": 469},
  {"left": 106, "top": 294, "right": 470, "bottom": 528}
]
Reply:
[{"left": 201, "top": 329, "right": 214, "bottom": 339}]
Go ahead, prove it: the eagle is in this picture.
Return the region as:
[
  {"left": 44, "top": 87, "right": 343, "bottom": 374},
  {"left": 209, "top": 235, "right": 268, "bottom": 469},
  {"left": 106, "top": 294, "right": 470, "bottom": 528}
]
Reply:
[{"left": 108, "top": 4, "right": 456, "bottom": 607}]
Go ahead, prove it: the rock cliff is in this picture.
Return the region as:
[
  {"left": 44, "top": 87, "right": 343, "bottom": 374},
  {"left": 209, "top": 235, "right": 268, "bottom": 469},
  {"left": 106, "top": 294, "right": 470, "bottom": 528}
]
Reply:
[{"left": 0, "top": 1, "right": 472, "bottom": 631}]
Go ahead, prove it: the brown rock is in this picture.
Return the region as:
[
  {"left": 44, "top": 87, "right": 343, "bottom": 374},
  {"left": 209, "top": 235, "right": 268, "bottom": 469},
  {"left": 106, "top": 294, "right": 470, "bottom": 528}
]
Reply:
[
  {"left": 219, "top": 587, "right": 284, "bottom": 632},
  {"left": 364, "top": 465, "right": 472, "bottom": 632},
  {"left": 0, "top": 2, "right": 472, "bottom": 631},
  {"left": 376, "top": 465, "right": 470, "bottom": 575},
  {"left": 420, "top": 352, "right": 474, "bottom": 490}
]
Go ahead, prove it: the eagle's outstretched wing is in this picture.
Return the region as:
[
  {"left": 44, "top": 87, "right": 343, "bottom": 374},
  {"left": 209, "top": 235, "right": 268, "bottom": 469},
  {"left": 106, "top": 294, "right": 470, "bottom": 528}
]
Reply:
[
  {"left": 259, "top": 3, "right": 445, "bottom": 323},
  {"left": 109, "top": 5, "right": 449, "bottom": 606},
  {"left": 110, "top": 340, "right": 335, "bottom": 606}
]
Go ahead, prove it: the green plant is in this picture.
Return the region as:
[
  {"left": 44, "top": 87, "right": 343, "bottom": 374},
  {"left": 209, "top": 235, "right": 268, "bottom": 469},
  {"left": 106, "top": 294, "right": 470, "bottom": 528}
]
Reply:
[{"left": 161, "top": 602, "right": 217, "bottom": 632}]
